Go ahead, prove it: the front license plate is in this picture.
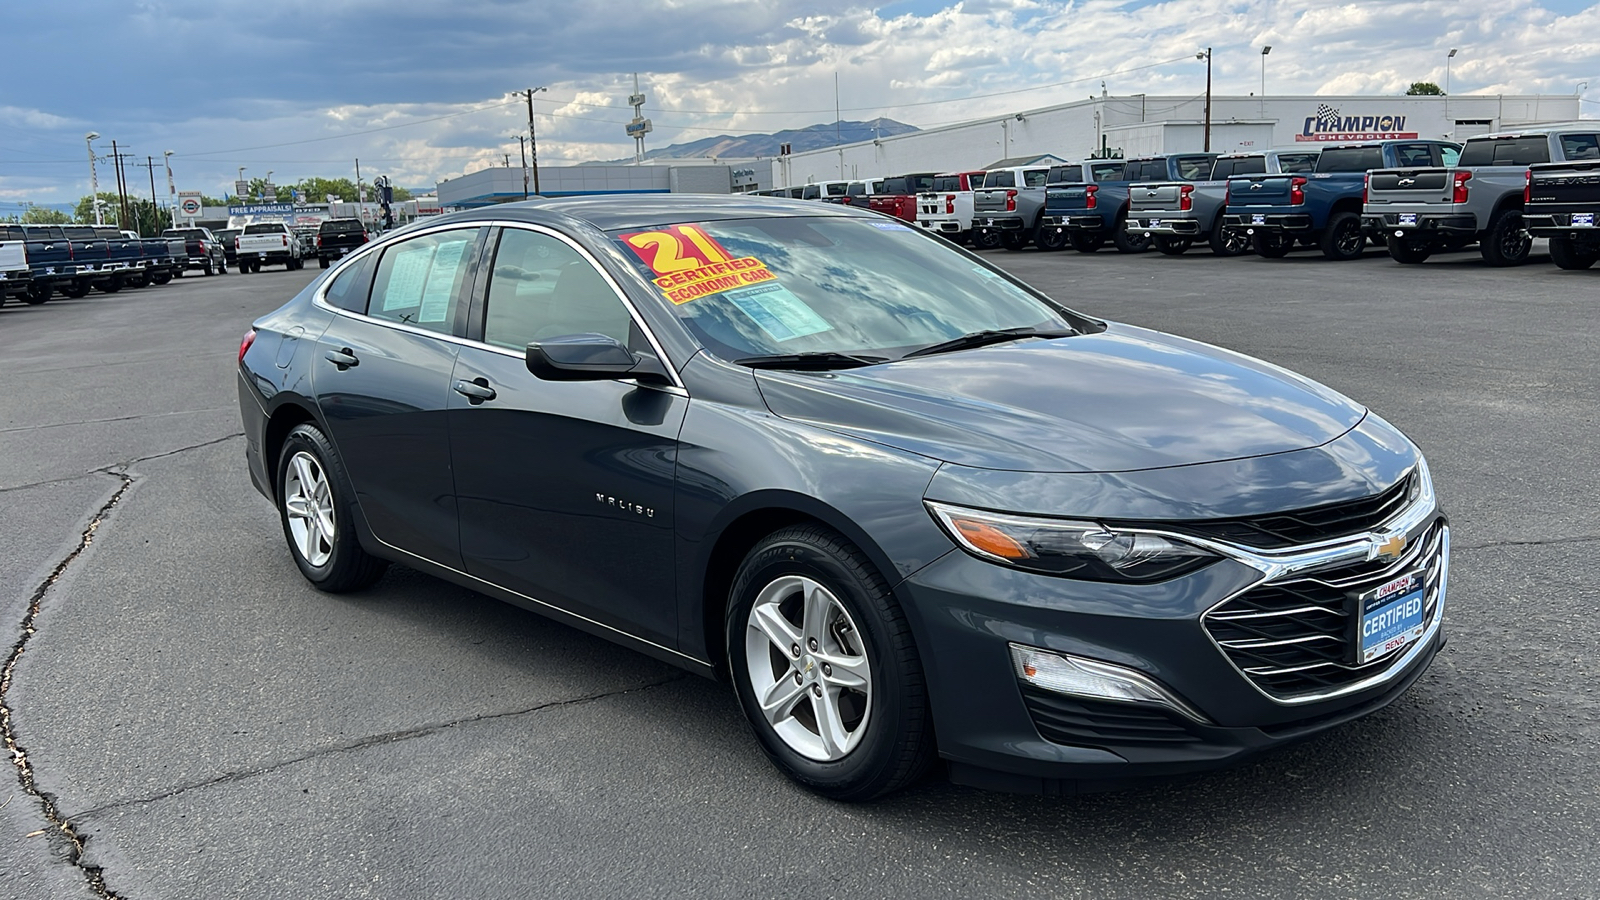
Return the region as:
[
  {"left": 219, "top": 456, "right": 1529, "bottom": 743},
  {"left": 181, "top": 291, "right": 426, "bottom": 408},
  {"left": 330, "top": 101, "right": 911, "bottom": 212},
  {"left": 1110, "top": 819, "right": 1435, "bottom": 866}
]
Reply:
[
  {"left": 1398, "top": 213, "right": 1418, "bottom": 226},
  {"left": 1358, "top": 571, "right": 1426, "bottom": 663},
  {"left": 1251, "top": 214, "right": 1265, "bottom": 225},
  {"left": 1573, "top": 213, "right": 1595, "bottom": 227}
]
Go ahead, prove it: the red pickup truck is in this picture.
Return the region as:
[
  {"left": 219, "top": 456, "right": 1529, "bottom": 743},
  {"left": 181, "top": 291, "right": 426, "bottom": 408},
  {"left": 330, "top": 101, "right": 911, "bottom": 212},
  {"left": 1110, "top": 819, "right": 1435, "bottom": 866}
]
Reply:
[{"left": 868, "top": 172, "right": 939, "bottom": 223}]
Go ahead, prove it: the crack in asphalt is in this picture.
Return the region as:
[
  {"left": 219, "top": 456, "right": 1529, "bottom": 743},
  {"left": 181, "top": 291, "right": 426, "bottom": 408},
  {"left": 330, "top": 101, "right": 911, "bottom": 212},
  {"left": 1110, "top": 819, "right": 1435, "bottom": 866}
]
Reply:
[
  {"left": 68, "top": 674, "right": 691, "bottom": 821},
  {"left": 0, "top": 406, "right": 233, "bottom": 436},
  {"left": 1453, "top": 535, "right": 1600, "bottom": 551},
  {"left": 0, "top": 474, "right": 133, "bottom": 900}
]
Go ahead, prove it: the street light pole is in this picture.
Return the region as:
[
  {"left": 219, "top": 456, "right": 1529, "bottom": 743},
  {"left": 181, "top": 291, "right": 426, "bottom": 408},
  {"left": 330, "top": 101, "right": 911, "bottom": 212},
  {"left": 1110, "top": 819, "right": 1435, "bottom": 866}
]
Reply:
[
  {"left": 1197, "top": 48, "right": 1213, "bottom": 151},
  {"left": 163, "top": 151, "right": 176, "bottom": 225},
  {"left": 85, "top": 132, "right": 102, "bottom": 225},
  {"left": 1260, "top": 46, "right": 1271, "bottom": 118},
  {"left": 1446, "top": 48, "right": 1458, "bottom": 122},
  {"left": 517, "top": 135, "right": 529, "bottom": 199},
  {"left": 525, "top": 86, "right": 547, "bottom": 196}
]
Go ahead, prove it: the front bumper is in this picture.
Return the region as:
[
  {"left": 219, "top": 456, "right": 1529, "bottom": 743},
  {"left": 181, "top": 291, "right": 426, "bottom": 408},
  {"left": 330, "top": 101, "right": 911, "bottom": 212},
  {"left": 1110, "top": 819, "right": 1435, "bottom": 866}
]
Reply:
[
  {"left": 1224, "top": 213, "right": 1314, "bottom": 232},
  {"left": 905, "top": 504, "right": 1448, "bottom": 794},
  {"left": 1128, "top": 215, "right": 1203, "bottom": 236}
]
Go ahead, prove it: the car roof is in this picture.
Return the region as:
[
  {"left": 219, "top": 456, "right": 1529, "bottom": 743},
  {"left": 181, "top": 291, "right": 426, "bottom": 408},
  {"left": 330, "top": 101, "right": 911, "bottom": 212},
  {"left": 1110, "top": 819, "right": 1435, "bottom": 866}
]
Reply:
[{"left": 435, "top": 194, "right": 875, "bottom": 233}]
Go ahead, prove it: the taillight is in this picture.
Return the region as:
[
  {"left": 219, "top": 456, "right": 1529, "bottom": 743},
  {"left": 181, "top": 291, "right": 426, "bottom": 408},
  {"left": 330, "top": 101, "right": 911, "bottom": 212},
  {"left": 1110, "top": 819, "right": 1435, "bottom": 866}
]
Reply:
[
  {"left": 945, "top": 194, "right": 955, "bottom": 215},
  {"left": 1179, "top": 184, "right": 1195, "bottom": 211},
  {"left": 282, "top": 235, "right": 289, "bottom": 247},
  {"left": 1362, "top": 174, "right": 1370, "bottom": 204},
  {"left": 1223, "top": 182, "right": 1230, "bottom": 206},
  {"left": 361, "top": 232, "right": 370, "bottom": 243},
  {"left": 1523, "top": 168, "right": 1532, "bottom": 205},
  {"left": 316, "top": 235, "right": 323, "bottom": 248},
  {"left": 1085, "top": 184, "right": 1098, "bottom": 209},
  {"left": 234, "top": 236, "right": 241, "bottom": 250},
  {"left": 238, "top": 329, "right": 256, "bottom": 365},
  {"left": 1452, "top": 170, "right": 1472, "bottom": 204},
  {"left": 1005, "top": 189, "right": 1018, "bottom": 211},
  {"left": 1290, "top": 176, "right": 1307, "bottom": 206}
]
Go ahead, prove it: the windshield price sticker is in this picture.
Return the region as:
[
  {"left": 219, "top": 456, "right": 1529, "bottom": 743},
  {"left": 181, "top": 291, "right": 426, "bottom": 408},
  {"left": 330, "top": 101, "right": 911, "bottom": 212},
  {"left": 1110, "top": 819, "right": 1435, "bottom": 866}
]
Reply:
[
  {"left": 621, "top": 224, "right": 778, "bottom": 304},
  {"left": 1358, "top": 571, "right": 1426, "bottom": 663}
]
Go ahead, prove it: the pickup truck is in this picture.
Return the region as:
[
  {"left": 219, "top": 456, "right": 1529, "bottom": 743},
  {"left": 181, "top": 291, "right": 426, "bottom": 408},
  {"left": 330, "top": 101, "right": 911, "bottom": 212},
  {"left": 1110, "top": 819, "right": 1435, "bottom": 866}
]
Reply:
[
  {"left": 162, "top": 227, "right": 227, "bottom": 276},
  {"left": 800, "top": 180, "right": 852, "bottom": 202},
  {"left": 0, "top": 224, "right": 30, "bottom": 302},
  {"left": 1127, "top": 150, "right": 1319, "bottom": 256},
  {"left": 868, "top": 173, "right": 939, "bottom": 223},
  {"left": 1362, "top": 128, "right": 1596, "bottom": 266},
  {"left": 915, "top": 170, "right": 987, "bottom": 244},
  {"left": 111, "top": 229, "right": 182, "bottom": 287},
  {"left": 1042, "top": 154, "right": 1213, "bottom": 254},
  {"left": 844, "top": 178, "right": 886, "bottom": 209},
  {"left": 1523, "top": 132, "right": 1600, "bottom": 270},
  {"left": 235, "top": 222, "right": 306, "bottom": 272},
  {"left": 315, "top": 218, "right": 370, "bottom": 268},
  {"left": 972, "top": 166, "right": 1052, "bottom": 250},
  {"left": 1225, "top": 140, "right": 1458, "bottom": 260},
  {"left": 1031, "top": 161, "right": 1128, "bottom": 251}
]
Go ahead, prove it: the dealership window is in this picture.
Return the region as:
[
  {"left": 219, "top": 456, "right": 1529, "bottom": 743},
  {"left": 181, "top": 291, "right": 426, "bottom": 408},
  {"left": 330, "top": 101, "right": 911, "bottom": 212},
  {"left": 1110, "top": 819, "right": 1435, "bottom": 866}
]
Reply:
[
  {"left": 482, "top": 228, "right": 634, "bottom": 350},
  {"left": 367, "top": 228, "right": 479, "bottom": 334}
]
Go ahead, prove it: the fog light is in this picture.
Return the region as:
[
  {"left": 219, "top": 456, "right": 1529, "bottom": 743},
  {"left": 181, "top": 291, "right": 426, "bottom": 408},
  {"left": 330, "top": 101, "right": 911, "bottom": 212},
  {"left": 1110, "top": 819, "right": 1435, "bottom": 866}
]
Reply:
[{"left": 1009, "top": 644, "right": 1208, "bottom": 722}]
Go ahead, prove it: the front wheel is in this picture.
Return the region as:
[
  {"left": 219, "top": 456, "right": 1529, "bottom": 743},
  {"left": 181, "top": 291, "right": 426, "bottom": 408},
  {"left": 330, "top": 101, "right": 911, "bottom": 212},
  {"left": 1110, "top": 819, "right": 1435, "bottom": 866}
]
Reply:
[
  {"left": 1386, "top": 235, "right": 1432, "bottom": 264},
  {"left": 726, "top": 526, "right": 934, "bottom": 801},
  {"left": 1549, "top": 237, "right": 1600, "bottom": 270},
  {"left": 1480, "top": 212, "right": 1532, "bottom": 267},
  {"left": 1251, "top": 231, "right": 1294, "bottom": 258},
  {"left": 276, "top": 424, "right": 389, "bottom": 592}
]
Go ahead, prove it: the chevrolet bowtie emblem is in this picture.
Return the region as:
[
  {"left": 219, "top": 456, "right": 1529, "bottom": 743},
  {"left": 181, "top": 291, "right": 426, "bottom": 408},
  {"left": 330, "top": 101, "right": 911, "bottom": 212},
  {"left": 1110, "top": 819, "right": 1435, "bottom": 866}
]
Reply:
[{"left": 1374, "top": 533, "right": 1407, "bottom": 560}]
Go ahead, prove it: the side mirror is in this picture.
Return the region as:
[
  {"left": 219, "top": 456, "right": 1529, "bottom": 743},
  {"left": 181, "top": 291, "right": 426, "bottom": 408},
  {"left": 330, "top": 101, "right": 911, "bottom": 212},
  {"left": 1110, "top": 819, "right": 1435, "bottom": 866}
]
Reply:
[{"left": 525, "top": 333, "right": 670, "bottom": 384}]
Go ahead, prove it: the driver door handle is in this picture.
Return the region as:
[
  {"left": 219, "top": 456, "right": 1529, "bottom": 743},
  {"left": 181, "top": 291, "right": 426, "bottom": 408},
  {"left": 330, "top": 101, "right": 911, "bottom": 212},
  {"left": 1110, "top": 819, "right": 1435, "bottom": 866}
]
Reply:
[
  {"left": 453, "top": 377, "right": 497, "bottom": 404},
  {"left": 323, "top": 348, "right": 359, "bottom": 369}
]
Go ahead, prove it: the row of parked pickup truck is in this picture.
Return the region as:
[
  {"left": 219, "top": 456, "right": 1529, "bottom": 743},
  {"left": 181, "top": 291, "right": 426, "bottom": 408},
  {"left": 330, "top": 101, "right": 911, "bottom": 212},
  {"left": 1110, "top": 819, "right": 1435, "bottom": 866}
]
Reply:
[{"left": 767, "top": 122, "right": 1600, "bottom": 271}]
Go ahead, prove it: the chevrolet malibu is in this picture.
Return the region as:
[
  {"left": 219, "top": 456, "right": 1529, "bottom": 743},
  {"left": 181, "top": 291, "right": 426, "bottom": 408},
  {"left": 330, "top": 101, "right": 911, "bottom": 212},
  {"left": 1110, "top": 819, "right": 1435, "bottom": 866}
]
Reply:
[{"left": 237, "top": 196, "right": 1448, "bottom": 800}]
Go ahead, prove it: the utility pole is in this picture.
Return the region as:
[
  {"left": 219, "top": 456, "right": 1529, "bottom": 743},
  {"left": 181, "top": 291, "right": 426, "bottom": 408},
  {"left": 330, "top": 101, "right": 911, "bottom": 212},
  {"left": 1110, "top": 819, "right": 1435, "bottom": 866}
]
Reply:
[
  {"left": 139, "top": 156, "right": 161, "bottom": 235},
  {"left": 111, "top": 141, "right": 135, "bottom": 228},
  {"left": 517, "top": 135, "right": 529, "bottom": 199},
  {"left": 163, "top": 151, "right": 176, "bottom": 226},
  {"left": 835, "top": 72, "right": 843, "bottom": 179},
  {"left": 1197, "top": 48, "right": 1213, "bottom": 151},
  {"left": 85, "top": 133, "right": 102, "bottom": 225},
  {"left": 525, "top": 86, "right": 547, "bottom": 194}
]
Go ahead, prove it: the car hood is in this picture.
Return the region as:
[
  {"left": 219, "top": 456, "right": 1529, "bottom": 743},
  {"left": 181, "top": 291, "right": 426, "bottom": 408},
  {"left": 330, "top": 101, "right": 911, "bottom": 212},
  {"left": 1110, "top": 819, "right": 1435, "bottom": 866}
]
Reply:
[{"left": 754, "top": 324, "right": 1366, "bottom": 473}]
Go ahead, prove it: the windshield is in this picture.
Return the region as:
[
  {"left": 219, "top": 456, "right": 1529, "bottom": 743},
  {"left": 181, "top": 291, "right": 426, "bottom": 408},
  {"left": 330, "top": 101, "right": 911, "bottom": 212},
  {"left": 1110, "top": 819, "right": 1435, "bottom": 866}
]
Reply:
[{"left": 611, "top": 217, "right": 1077, "bottom": 361}]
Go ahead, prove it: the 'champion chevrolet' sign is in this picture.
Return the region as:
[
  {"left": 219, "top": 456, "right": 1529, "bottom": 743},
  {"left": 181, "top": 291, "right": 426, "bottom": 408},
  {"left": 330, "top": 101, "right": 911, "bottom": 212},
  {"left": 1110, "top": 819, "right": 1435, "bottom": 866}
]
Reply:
[{"left": 1296, "top": 104, "right": 1419, "bottom": 142}]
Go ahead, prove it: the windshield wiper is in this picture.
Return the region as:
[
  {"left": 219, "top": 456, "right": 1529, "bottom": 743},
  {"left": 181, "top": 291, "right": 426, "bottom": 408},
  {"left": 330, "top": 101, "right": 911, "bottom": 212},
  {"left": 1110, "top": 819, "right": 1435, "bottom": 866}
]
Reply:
[
  {"left": 903, "top": 326, "right": 1075, "bottom": 359},
  {"left": 733, "top": 351, "right": 890, "bottom": 370}
]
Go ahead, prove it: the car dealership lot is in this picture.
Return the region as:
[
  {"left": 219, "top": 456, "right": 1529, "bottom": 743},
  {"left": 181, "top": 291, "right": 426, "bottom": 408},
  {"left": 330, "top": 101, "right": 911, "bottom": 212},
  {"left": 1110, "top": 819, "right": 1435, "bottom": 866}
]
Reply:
[{"left": 2, "top": 247, "right": 1596, "bottom": 898}]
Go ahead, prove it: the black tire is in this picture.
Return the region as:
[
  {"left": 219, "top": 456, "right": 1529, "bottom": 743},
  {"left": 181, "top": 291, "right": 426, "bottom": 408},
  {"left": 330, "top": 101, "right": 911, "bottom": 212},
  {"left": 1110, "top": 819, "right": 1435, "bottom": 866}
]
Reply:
[
  {"left": 725, "top": 525, "right": 934, "bottom": 802},
  {"left": 202, "top": 261, "right": 213, "bottom": 276},
  {"left": 1068, "top": 230, "right": 1106, "bottom": 253},
  {"left": 1251, "top": 231, "right": 1294, "bottom": 258},
  {"left": 971, "top": 229, "right": 1001, "bottom": 250},
  {"left": 100, "top": 276, "right": 123, "bottom": 293},
  {"left": 1549, "top": 237, "right": 1600, "bottom": 270},
  {"left": 62, "top": 280, "right": 91, "bottom": 299},
  {"left": 151, "top": 269, "right": 172, "bottom": 285},
  {"left": 1154, "top": 236, "right": 1192, "bottom": 255},
  {"left": 1208, "top": 220, "right": 1252, "bottom": 257},
  {"left": 22, "top": 283, "right": 51, "bottom": 304},
  {"left": 251, "top": 260, "right": 262, "bottom": 273},
  {"left": 999, "top": 230, "right": 1027, "bottom": 251},
  {"left": 1112, "top": 218, "right": 1151, "bottom": 254},
  {"left": 1480, "top": 212, "right": 1532, "bottom": 267},
  {"left": 276, "top": 423, "right": 389, "bottom": 593},
  {"left": 1033, "top": 225, "right": 1067, "bottom": 251},
  {"left": 319, "top": 256, "right": 331, "bottom": 269},
  {"left": 1386, "top": 235, "right": 1432, "bottom": 264},
  {"left": 1319, "top": 212, "right": 1366, "bottom": 261},
  {"left": 172, "top": 267, "right": 184, "bottom": 278}
]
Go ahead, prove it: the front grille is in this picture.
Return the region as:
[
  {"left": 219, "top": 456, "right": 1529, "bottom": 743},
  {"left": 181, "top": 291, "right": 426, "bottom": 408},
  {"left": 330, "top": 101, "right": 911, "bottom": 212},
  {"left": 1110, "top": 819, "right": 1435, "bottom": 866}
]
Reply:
[
  {"left": 1203, "top": 521, "right": 1445, "bottom": 699},
  {"left": 1021, "top": 688, "right": 1203, "bottom": 748},
  {"left": 1137, "top": 473, "right": 1415, "bottom": 550}
]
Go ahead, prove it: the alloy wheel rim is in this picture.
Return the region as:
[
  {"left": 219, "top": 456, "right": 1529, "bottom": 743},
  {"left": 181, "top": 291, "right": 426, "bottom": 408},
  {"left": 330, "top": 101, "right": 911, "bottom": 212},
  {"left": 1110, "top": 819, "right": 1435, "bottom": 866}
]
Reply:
[
  {"left": 283, "top": 451, "right": 335, "bottom": 567},
  {"left": 1337, "top": 223, "right": 1364, "bottom": 255},
  {"left": 745, "top": 575, "right": 873, "bottom": 762}
]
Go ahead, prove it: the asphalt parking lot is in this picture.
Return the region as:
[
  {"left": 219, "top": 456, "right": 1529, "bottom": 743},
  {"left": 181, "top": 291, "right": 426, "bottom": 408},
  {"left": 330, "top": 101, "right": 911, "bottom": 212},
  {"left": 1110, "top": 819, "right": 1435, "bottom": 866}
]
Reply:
[{"left": 2, "top": 240, "right": 1597, "bottom": 899}]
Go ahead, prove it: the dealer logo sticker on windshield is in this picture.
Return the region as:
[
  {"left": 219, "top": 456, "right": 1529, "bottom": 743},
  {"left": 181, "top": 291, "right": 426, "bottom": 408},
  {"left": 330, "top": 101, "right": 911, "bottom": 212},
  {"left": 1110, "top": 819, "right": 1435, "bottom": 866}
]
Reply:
[{"left": 621, "top": 224, "right": 778, "bottom": 304}]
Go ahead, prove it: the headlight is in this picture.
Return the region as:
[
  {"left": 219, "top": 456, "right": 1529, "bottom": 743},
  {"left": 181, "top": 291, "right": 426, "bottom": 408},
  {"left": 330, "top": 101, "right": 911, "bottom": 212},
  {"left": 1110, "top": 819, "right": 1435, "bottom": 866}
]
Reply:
[{"left": 927, "top": 501, "right": 1220, "bottom": 583}]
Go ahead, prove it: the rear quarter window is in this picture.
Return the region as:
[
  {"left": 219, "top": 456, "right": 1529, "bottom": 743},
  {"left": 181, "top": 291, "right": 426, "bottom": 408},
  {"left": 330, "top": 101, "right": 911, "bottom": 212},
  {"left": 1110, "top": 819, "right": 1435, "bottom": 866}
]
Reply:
[
  {"left": 1174, "top": 157, "right": 1213, "bottom": 180},
  {"left": 1276, "top": 154, "right": 1319, "bottom": 174},
  {"left": 1022, "top": 170, "right": 1049, "bottom": 187},
  {"left": 1089, "top": 163, "right": 1124, "bottom": 181},
  {"left": 1559, "top": 134, "right": 1600, "bottom": 161},
  {"left": 1459, "top": 137, "right": 1552, "bottom": 166}
]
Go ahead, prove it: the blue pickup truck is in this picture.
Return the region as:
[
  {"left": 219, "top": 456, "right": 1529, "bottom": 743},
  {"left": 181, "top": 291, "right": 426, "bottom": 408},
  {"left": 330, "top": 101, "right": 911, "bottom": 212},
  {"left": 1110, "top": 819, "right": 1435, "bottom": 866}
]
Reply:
[
  {"left": 1223, "top": 140, "right": 1461, "bottom": 259},
  {"left": 1040, "top": 153, "right": 1215, "bottom": 253}
]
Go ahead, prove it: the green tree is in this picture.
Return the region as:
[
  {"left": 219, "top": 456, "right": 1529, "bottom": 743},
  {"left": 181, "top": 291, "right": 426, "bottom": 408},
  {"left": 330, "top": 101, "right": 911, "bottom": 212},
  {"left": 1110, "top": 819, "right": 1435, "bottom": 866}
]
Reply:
[
  {"left": 1406, "top": 82, "right": 1445, "bottom": 95},
  {"left": 21, "top": 206, "right": 72, "bottom": 225},
  {"left": 72, "top": 193, "right": 173, "bottom": 235}
]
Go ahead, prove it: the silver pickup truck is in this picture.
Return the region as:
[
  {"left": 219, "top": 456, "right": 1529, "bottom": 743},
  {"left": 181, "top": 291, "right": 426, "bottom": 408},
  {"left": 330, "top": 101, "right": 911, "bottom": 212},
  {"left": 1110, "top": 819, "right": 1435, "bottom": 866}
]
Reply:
[
  {"left": 1364, "top": 124, "right": 1599, "bottom": 266},
  {"left": 1127, "top": 150, "right": 1321, "bottom": 256},
  {"left": 972, "top": 166, "right": 1051, "bottom": 250}
]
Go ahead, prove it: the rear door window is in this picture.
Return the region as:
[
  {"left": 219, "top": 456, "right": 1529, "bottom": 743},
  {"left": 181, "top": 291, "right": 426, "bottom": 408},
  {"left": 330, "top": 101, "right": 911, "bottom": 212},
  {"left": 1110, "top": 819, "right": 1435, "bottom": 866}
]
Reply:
[
  {"left": 1459, "top": 137, "right": 1552, "bottom": 166},
  {"left": 1022, "top": 169, "right": 1049, "bottom": 187},
  {"left": 1559, "top": 134, "right": 1600, "bottom": 160},
  {"left": 1440, "top": 144, "right": 1462, "bottom": 166},
  {"left": 1089, "top": 163, "right": 1124, "bottom": 181},
  {"left": 1276, "top": 154, "right": 1319, "bottom": 173},
  {"left": 1174, "top": 157, "right": 1213, "bottom": 180},
  {"left": 484, "top": 228, "right": 636, "bottom": 350},
  {"left": 368, "top": 228, "right": 480, "bottom": 335}
]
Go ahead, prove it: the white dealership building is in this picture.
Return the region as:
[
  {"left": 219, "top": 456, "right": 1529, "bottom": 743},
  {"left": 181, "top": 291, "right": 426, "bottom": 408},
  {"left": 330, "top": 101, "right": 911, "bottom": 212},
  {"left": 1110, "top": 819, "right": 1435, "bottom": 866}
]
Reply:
[{"left": 772, "top": 93, "right": 1583, "bottom": 187}]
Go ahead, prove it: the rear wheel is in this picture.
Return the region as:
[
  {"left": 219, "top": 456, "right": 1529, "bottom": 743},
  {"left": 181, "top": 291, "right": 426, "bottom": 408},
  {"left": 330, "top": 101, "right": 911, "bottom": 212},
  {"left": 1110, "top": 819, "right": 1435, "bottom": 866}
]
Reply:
[
  {"left": 971, "top": 229, "right": 1001, "bottom": 250},
  {"left": 1033, "top": 225, "right": 1067, "bottom": 251},
  {"left": 999, "top": 230, "right": 1027, "bottom": 251},
  {"left": 1154, "top": 236, "right": 1192, "bottom": 255},
  {"left": 1208, "top": 220, "right": 1252, "bottom": 256},
  {"left": 1068, "top": 231, "right": 1106, "bottom": 253},
  {"left": 202, "top": 261, "right": 213, "bottom": 276},
  {"left": 1251, "top": 231, "right": 1294, "bottom": 258},
  {"left": 1112, "top": 218, "right": 1151, "bottom": 254},
  {"left": 62, "top": 280, "right": 91, "bottom": 298},
  {"left": 100, "top": 276, "right": 123, "bottom": 293},
  {"left": 23, "top": 283, "right": 51, "bottom": 304},
  {"left": 1479, "top": 212, "right": 1531, "bottom": 267},
  {"left": 1549, "top": 237, "right": 1600, "bottom": 270},
  {"left": 726, "top": 525, "right": 934, "bottom": 801},
  {"left": 319, "top": 256, "right": 331, "bottom": 269},
  {"left": 1385, "top": 235, "right": 1432, "bottom": 264},
  {"left": 1319, "top": 212, "right": 1366, "bottom": 260},
  {"left": 276, "top": 424, "right": 389, "bottom": 592},
  {"left": 251, "top": 260, "right": 263, "bottom": 273},
  {"left": 151, "top": 269, "right": 172, "bottom": 285}
]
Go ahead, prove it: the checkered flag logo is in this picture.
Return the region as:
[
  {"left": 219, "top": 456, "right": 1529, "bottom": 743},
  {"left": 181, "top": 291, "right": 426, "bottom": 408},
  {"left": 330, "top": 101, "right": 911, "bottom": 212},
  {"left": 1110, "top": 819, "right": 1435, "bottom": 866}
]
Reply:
[{"left": 1315, "top": 103, "right": 1342, "bottom": 129}]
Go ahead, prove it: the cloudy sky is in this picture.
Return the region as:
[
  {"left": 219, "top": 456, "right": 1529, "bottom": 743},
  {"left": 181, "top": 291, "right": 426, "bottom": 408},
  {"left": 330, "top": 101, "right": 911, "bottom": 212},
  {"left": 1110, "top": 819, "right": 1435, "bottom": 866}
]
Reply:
[{"left": 2, "top": 0, "right": 1596, "bottom": 207}]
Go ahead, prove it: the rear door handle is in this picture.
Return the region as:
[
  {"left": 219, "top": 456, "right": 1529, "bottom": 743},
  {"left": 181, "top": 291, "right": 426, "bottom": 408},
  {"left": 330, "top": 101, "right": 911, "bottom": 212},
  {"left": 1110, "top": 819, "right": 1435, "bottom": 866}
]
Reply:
[
  {"left": 453, "top": 377, "right": 496, "bottom": 404},
  {"left": 323, "top": 348, "right": 359, "bottom": 369}
]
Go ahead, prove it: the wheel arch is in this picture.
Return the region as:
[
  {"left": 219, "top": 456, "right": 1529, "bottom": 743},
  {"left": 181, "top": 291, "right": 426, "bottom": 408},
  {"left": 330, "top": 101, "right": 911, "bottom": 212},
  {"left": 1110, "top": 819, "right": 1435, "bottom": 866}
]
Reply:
[
  {"left": 262, "top": 397, "right": 323, "bottom": 497},
  {"left": 1329, "top": 196, "right": 1364, "bottom": 217}
]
